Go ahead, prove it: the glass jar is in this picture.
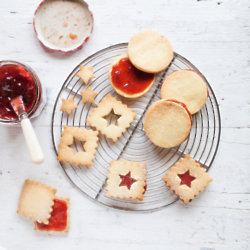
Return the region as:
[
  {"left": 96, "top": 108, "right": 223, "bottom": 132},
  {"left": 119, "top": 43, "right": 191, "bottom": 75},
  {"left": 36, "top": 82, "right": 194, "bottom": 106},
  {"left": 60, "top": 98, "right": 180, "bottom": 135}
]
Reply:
[{"left": 0, "top": 60, "right": 42, "bottom": 124}]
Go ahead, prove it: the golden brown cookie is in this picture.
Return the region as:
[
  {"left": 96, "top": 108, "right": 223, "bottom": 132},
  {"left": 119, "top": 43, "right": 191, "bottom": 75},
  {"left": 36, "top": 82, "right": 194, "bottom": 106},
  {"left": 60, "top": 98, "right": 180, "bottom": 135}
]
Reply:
[
  {"left": 57, "top": 126, "right": 98, "bottom": 167},
  {"left": 162, "top": 155, "right": 212, "bottom": 204},
  {"left": 76, "top": 65, "right": 95, "bottom": 85},
  {"left": 60, "top": 97, "right": 77, "bottom": 115},
  {"left": 161, "top": 70, "right": 208, "bottom": 114},
  {"left": 87, "top": 94, "right": 136, "bottom": 142},
  {"left": 106, "top": 160, "right": 147, "bottom": 201},
  {"left": 80, "top": 87, "right": 98, "bottom": 104},
  {"left": 128, "top": 30, "right": 174, "bottom": 73},
  {"left": 144, "top": 100, "right": 192, "bottom": 148},
  {"left": 109, "top": 54, "right": 155, "bottom": 98},
  {"left": 17, "top": 179, "right": 57, "bottom": 224}
]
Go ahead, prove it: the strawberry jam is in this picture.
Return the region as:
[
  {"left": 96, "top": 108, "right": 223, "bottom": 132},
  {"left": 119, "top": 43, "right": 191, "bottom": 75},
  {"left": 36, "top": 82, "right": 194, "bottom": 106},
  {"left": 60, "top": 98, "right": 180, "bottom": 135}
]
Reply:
[
  {"left": 111, "top": 57, "right": 154, "bottom": 95},
  {"left": 36, "top": 199, "right": 68, "bottom": 231},
  {"left": 178, "top": 170, "right": 195, "bottom": 188},
  {"left": 119, "top": 171, "right": 137, "bottom": 190},
  {"left": 0, "top": 64, "right": 37, "bottom": 120}
]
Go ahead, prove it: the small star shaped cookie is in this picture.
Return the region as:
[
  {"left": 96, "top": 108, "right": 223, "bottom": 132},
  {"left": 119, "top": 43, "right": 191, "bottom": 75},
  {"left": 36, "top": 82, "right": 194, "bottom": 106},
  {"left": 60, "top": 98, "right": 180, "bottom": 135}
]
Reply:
[
  {"left": 76, "top": 65, "right": 95, "bottom": 85},
  {"left": 80, "top": 87, "right": 98, "bottom": 104},
  {"left": 60, "top": 97, "right": 77, "bottom": 115}
]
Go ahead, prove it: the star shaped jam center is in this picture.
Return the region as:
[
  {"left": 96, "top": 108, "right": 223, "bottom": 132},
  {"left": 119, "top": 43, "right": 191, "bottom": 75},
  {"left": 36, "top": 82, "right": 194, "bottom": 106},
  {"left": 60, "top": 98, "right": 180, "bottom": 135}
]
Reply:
[
  {"left": 178, "top": 170, "right": 196, "bottom": 187},
  {"left": 119, "top": 171, "right": 136, "bottom": 190}
]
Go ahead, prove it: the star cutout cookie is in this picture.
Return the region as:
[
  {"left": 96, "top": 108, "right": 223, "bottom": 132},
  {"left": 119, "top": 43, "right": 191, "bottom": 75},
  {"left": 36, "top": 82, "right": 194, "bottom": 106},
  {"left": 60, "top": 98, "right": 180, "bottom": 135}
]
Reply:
[
  {"left": 87, "top": 94, "right": 136, "bottom": 142},
  {"left": 57, "top": 126, "right": 98, "bottom": 167},
  {"left": 76, "top": 65, "right": 95, "bottom": 85},
  {"left": 162, "top": 155, "right": 212, "bottom": 204},
  {"left": 80, "top": 87, "right": 98, "bottom": 104},
  {"left": 60, "top": 97, "right": 77, "bottom": 115},
  {"left": 106, "top": 160, "right": 147, "bottom": 201}
]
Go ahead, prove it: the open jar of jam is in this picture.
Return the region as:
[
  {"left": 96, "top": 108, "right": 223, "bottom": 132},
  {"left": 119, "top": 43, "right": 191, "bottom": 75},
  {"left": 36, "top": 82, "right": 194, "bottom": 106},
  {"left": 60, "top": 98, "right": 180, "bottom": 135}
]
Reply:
[{"left": 0, "top": 61, "right": 42, "bottom": 124}]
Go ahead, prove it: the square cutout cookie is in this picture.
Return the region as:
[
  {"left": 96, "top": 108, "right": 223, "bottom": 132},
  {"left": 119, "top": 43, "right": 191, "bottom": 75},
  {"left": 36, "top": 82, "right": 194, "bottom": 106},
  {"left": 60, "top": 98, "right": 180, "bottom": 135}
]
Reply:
[
  {"left": 162, "top": 155, "right": 212, "bottom": 204},
  {"left": 17, "top": 179, "right": 57, "bottom": 224},
  {"left": 106, "top": 160, "right": 147, "bottom": 201},
  {"left": 87, "top": 94, "right": 136, "bottom": 142},
  {"left": 57, "top": 126, "right": 98, "bottom": 167},
  {"left": 34, "top": 197, "right": 70, "bottom": 233}
]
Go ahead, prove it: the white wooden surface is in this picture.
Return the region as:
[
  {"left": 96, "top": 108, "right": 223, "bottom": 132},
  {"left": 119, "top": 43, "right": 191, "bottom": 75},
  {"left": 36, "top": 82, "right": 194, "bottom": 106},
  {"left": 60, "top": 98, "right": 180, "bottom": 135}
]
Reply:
[{"left": 0, "top": 0, "right": 250, "bottom": 249}]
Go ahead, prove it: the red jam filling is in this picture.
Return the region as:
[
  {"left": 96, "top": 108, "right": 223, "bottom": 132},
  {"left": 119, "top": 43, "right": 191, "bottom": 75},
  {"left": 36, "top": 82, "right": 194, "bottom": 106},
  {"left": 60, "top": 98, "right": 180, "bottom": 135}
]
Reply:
[
  {"left": 111, "top": 57, "right": 154, "bottom": 95},
  {"left": 36, "top": 199, "right": 68, "bottom": 231},
  {"left": 0, "top": 64, "right": 37, "bottom": 120},
  {"left": 119, "top": 171, "right": 136, "bottom": 190},
  {"left": 178, "top": 170, "right": 196, "bottom": 188}
]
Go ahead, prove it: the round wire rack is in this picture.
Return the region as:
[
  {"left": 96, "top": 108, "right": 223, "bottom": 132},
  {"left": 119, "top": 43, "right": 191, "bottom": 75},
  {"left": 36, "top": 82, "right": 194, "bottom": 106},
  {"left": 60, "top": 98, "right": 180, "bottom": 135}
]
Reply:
[{"left": 51, "top": 43, "right": 221, "bottom": 211}]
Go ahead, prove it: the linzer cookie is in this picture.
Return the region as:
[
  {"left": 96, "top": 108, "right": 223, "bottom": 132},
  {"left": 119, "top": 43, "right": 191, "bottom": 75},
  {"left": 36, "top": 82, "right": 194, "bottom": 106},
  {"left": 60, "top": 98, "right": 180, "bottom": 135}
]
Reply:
[
  {"left": 34, "top": 197, "right": 70, "bottom": 233},
  {"left": 57, "top": 126, "right": 98, "bottom": 167},
  {"left": 109, "top": 54, "right": 155, "bottom": 98},
  {"left": 17, "top": 180, "right": 70, "bottom": 233},
  {"left": 87, "top": 94, "right": 136, "bottom": 142},
  {"left": 76, "top": 65, "right": 95, "bottom": 85},
  {"left": 60, "top": 97, "right": 77, "bottom": 115},
  {"left": 17, "top": 179, "right": 57, "bottom": 224},
  {"left": 106, "top": 160, "right": 147, "bottom": 201},
  {"left": 161, "top": 70, "right": 208, "bottom": 114},
  {"left": 128, "top": 31, "right": 173, "bottom": 73},
  {"left": 144, "top": 100, "right": 192, "bottom": 148},
  {"left": 162, "top": 155, "right": 212, "bottom": 204}
]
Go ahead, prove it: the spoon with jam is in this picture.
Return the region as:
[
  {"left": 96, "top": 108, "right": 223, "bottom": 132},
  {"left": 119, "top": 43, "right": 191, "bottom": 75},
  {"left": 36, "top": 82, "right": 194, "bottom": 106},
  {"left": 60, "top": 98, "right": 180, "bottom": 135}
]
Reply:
[{"left": 0, "top": 63, "right": 44, "bottom": 164}]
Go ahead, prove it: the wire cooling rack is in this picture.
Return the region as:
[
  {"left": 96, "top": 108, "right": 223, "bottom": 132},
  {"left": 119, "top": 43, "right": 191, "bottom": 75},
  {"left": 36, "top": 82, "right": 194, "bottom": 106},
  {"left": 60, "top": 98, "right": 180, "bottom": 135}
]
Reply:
[{"left": 51, "top": 43, "right": 221, "bottom": 211}]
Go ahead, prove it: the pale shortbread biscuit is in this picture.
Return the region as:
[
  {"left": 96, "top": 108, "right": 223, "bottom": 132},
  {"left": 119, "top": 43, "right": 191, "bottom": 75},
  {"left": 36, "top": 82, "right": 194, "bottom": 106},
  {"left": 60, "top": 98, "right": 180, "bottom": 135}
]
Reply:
[
  {"left": 109, "top": 53, "right": 155, "bottom": 98},
  {"left": 87, "top": 94, "right": 136, "bottom": 142},
  {"left": 144, "top": 100, "right": 192, "bottom": 148},
  {"left": 80, "top": 87, "right": 98, "bottom": 104},
  {"left": 128, "top": 30, "right": 173, "bottom": 73},
  {"left": 76, "top": 65, "right": 95, "bottom": 85},
  {"left": 17, "top": 179, "right": 56, "bottom": 224},
  {"left": 162, "top": 155, "right": 212, "bottom": 204},
  {"left": 34, "top": 197, "right": 70, "bottom": 233},
  {"left": 106, "top": 160, "right": 147, "bottom": 201},
  {"left": 57, "top": 126, "right": 98, "bottom": 167},
  {"left": 60, "top": 97, "right": 77, "bottom": 115},
  {"left": 161, "top": 70, "right": 208, "bottom": 114}
]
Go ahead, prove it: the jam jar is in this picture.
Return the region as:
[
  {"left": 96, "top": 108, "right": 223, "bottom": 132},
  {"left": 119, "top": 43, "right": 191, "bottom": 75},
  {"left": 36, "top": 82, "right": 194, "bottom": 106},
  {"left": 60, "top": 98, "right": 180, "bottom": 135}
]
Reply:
[{"left": 0, "top": 61, "right": 42, "bottom": 124}]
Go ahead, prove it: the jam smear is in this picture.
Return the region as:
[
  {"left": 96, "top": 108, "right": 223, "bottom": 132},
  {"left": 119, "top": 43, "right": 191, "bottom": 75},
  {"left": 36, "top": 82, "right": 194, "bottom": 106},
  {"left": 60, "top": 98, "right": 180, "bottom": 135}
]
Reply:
[
  {"left": 178, "top": 170, "right": 196, "bottom": 187},
  {"left": 119, "top": 171, "right": 136, "bottom": 190},
  {"left": 36, "top": 199, "right": 68, "bottom": 231},
  {"left": 0, "top": 64, "right": 37, "bottom": 120},
  {"left": 111, "top": 57, "right": 154, "bottom": 95}
]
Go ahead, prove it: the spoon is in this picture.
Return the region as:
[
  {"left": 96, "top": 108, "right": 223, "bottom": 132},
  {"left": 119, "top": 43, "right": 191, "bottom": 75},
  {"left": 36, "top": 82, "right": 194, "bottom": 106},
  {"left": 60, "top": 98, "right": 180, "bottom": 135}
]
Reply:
[{"left": 11, "top": 96, "right": 44, "bottom": 164}]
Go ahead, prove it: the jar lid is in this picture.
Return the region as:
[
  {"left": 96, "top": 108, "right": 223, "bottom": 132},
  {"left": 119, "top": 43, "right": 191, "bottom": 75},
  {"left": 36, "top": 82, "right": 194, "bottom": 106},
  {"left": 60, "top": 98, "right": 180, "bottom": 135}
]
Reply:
[{"left": 33, "top": 0, "right": 94, "bottom": 53}]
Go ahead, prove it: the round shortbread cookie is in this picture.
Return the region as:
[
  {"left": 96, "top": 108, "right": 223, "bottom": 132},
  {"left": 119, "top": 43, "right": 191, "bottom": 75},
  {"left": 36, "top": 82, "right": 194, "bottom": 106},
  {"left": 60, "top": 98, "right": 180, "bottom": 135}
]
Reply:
[
  {"left": 128, "top": 31, "right": 174, "bottom": 73},
  {"left": 161, "top": 70, "right": 208, "bottom": 114},
  {"left": 144, "top": 100, "right": 192, "bottom": 148},
  {"left": 109, "top": 54, "right": 155, "bottom": 98}
]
